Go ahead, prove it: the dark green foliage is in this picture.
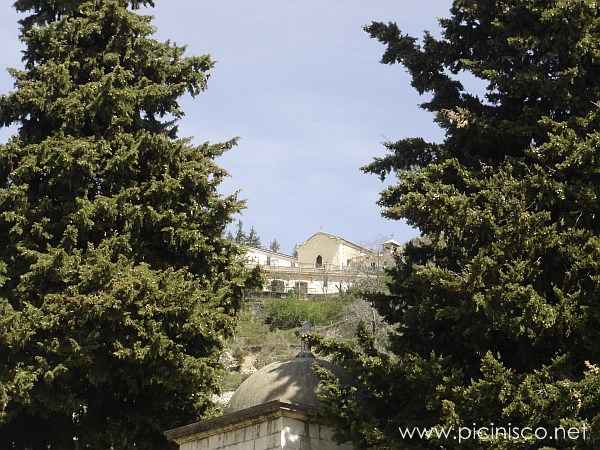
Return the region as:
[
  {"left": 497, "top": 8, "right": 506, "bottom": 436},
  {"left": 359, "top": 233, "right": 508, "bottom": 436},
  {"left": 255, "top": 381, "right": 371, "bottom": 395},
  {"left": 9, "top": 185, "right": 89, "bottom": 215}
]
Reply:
[
  {"left": 246, "top": 227, "right": 261, "bottom": 248},
  {"left": 310, "top": 2, "right": 600, "bottom": 449},
  {"left": 231, "top": 220, "right": 262, "bottom": 247},
  {"left": 0, "top": 0, "right": 255, "bottom": 448},
  {"left": 234, "top": 219, "right": 246, "bottom": 244}
]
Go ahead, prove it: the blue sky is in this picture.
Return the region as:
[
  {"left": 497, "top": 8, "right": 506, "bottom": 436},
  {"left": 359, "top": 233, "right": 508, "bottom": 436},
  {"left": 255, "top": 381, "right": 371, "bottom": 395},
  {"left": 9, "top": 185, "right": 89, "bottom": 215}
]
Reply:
[{"left": 0, "top": 0, "right": 454, "bottom": 253}]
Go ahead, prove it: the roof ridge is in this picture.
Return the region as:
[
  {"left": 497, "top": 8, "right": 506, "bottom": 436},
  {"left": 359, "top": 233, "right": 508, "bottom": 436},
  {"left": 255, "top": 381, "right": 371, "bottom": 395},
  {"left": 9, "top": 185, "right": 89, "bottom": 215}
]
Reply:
[
  {"left": 306, "top": 231, "right": 374, "bottom": 253},
  {"left": 246, "top": 246, "right": 296, "bottom": 259}
]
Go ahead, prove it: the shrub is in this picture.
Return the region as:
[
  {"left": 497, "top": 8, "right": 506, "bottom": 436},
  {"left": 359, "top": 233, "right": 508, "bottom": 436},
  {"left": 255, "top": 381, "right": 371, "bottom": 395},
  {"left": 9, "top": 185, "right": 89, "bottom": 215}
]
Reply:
[{"left": 263, "top": 296, "right": 351, "bottom": 329}]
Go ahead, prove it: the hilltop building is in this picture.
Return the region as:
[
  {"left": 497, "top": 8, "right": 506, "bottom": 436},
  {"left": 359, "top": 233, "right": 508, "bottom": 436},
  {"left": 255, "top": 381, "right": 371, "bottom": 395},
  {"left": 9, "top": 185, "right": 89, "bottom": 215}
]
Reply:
[
  {"left": 163, "top": 235, "right": 407, "bottom": 448},
  {"left": 246, "top": 247, "right": 297, "bottom": 268},
  {"left": 296, "top": 232, "right": 375, "bottom": 270},
  {"left": 245, "top": 232, "right": 386, "bottom": 296}
]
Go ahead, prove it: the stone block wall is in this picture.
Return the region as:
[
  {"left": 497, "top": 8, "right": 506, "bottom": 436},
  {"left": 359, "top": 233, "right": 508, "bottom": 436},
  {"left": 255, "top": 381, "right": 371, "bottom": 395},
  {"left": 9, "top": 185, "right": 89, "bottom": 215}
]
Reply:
[{"left": 178, "top": 415, "right": 353, "bottom": 450}]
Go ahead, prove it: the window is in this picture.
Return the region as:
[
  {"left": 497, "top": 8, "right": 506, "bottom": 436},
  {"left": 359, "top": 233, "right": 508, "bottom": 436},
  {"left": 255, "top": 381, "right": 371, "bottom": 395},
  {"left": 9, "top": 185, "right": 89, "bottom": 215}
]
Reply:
[
  {"left": 295, "top": 281, "right": 308, "bottom": 295},
  {"left": 266, "top": 256, "right": 271, "bottom": 266},
  {"left": 271, "top": 279, "right": 285, "bottom": 293},
  {"left": 316, "top": 255, "right": 323, "bottom": 268}
]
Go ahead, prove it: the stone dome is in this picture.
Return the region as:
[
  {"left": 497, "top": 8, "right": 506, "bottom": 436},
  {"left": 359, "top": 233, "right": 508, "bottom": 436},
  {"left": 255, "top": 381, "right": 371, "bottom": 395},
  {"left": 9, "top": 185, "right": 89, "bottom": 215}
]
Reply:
[{"left": 226, "top": 356, "right": 334, "bottom": 413}]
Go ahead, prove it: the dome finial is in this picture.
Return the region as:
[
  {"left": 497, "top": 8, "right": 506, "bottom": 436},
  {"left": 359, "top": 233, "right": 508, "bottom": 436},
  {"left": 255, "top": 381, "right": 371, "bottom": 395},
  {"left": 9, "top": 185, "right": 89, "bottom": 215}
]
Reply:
[{"left": 296, "top": 321, "right": 315, "bottom": 359}]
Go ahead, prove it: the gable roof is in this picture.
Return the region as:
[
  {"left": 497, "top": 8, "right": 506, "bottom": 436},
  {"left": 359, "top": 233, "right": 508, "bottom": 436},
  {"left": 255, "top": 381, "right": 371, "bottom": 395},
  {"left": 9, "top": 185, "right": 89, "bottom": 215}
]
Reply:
[
  {"left": 301, "top": 232, "right": 374, "bottom": 254},
  {"left": 246, "top": 246, "right": 296, "bottom": 260}
]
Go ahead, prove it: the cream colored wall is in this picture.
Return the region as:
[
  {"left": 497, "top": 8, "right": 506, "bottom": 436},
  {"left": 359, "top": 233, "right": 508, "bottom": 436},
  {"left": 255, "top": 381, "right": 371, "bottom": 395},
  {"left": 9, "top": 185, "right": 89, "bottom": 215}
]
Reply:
[
  {"left": 298, "top": 233, "right": 372, "bottom": 270},
  {"left": 179, "top": 416, "right": 281, "bottom": 450},
  {"left": 295, "top": 233, "right": 377, "bottom": 270},
  {"left": 338, "top": 244, "right": 369, "bottom": 269},
  {"left": 297, "top": 233, "right": 340, "bottom": 268},
  {"left": 177, "top": 415, "right": 353, "bottom": 450},
  {"left": 280, "top": 416, "right": 354, "bottom": 450}
]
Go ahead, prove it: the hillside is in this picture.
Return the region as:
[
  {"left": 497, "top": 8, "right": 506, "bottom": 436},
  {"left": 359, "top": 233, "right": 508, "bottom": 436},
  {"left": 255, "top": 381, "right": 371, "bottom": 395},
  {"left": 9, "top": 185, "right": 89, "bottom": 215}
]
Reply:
[{"left": 217, "top": 294, "right": 389, "bottom": 403}]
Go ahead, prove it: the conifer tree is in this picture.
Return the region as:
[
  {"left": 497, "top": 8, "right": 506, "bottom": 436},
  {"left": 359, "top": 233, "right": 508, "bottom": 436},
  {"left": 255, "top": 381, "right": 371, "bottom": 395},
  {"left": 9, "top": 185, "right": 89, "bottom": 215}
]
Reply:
[
  {"left": 0, "top": 1, "right": 253, "bottom": 448},
  {"left": 246, "top": 227, "right": 261, "bottom": 248},
  {"left": 234, "top": 219, "right": 246, "bottom": 244},
  {"left": 311, "top": 2, "right": 600, "bottom": 449},
  {"left": 269, "top": 239, "right": 280, "bottom": 253}
]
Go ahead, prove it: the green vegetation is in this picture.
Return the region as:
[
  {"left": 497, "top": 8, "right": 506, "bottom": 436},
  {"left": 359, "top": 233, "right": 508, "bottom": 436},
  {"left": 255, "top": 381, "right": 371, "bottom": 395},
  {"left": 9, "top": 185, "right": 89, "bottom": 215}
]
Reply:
[
  {"left": 230, "top": 308, "right": 298, "bottom": 369},
  {"left": 0, "top": 1, "right": 257, "bottom": 449},
  {"left": 221, "top": 372, "right": 250, "bottom": 392},
  {"left": 263, "top": 296, "right": 353, "bottom": 329},
  {"left": 311, "top": 2, "right": 600, "bottom": 450},
  {"left": 235, "top": 309, "right": 294, "bottom": 360},
  {"left": 228, "top": 219, "right": 262, "bottom": 247},
  {"left": 218, "top": 295, "right": 378, "bottom": 395}
]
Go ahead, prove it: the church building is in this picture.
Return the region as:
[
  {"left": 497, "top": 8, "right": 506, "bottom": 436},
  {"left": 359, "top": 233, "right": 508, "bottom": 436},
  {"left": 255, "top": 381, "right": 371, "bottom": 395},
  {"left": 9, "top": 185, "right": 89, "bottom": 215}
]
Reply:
[
  {"left": 296, "top": 232, "right": 375, "bottom": 270},
  {"left": 244, "top": 232, "right": 380, "bottom": 296}
]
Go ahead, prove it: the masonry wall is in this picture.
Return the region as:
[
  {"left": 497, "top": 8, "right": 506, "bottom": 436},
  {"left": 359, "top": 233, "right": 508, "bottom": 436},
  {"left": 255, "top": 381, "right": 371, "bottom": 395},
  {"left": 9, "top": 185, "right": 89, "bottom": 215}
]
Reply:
[
  {"left": 279, "top": 416, "right": 354, "bottom": 450},
  {"left": 178, "top": 415, "right": 353, "bottom": 450}
]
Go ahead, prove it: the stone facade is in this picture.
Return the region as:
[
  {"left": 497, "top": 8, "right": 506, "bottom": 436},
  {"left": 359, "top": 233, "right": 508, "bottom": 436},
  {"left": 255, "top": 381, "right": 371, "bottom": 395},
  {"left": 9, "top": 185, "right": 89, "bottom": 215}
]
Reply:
[{"left": 166, "top": 402, "right": 353, "bottom": 450}]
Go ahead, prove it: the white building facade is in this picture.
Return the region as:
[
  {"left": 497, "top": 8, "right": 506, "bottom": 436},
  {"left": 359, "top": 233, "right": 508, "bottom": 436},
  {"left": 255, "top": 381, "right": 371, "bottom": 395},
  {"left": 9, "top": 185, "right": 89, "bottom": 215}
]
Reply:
[
  {"left": 245, "top": 232, "right": 381, "bottom": 296},
  {"left": 246, "top": 247, "right": 297, "bottom": 268}
]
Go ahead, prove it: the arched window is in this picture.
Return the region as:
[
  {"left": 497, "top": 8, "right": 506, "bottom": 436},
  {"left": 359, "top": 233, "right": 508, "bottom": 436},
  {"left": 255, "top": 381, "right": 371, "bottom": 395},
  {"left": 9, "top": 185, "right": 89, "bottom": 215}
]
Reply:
[{"left": 316, "top": 255, "right": 323, "bottom": 268}]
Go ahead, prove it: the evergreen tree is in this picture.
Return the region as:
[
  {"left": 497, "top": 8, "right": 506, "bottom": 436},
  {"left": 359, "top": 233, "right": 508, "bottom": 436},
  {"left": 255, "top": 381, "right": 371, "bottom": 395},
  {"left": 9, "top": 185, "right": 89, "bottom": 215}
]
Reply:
[
  {"left": 246, "top": 226, "right": 261, "bottom": 248},
  {"left": 269, "top": 239, "right": 280, "bottom": 253},
  {"left": 234, "top": 219, "right": 246, "bottom": 244},
  {"left": 0, "top": 1, "right": 254, "bottom": 448},
  {"left": 311, "top": 2, "right": 600, "bottom": 449}
]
